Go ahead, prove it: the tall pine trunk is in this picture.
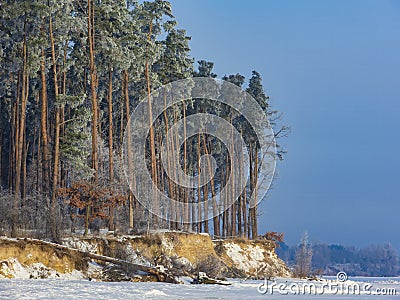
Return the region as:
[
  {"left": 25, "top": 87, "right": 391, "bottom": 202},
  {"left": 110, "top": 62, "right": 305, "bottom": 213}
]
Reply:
[
  {"left": 145, "top": 23, "right": 158, "bottom": 228},
  {"left": 21, "top": 139, "right": 28, "bottom": 200},
  {"left": 123, "top": 70, "right": 134, "bottom": 230},
  {"left": 108, "top": 68, "right": 115, "bottom": 231},
  {"left": 248, "top": 144, "right": 253, "bottom": 239},
  {"left": 251, "top": 149, "right": 258, "bottom": 239},
  {"left": 230, "top": 118, "right": 236, "bottom": 236},
  {"left": 49, "top": 13, "right": 62, "bottom": 240},
  {"left": 173, "top": 108, "right": 182, "bottom": 228},
  {"left": 88, "top": 0, "right": 98, "bottom": 184},
  {"left": 0, "top": 131, "right": 2, "bottom": 188},
  {"left": 240, "top": 136, "right": 247, "bottom": 237},
  {"left": 248, "top": 143, "right": 259, "bottom": 239},
  {"left": 12, "top": 19, "right": 28, "bottom": 237},
  {"left": 108, "top": 69, "right": 114, "bottom": 183},
  {"left": 40, "top": 50, "right": 50, "bottom": 194},
  {"left": 182, "top": 103, "right": 189, "bottom": 230}
]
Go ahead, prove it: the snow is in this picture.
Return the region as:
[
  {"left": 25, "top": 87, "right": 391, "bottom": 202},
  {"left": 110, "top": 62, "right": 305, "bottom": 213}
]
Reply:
[
  {"left": 124, "top": 241, "right": 151, "bottom": 267},
  {"left": 161, "top": 238, "right": 174, "bottom": 253},
  {"left": 144, "top": 289, "right": 168, "bottom": 296},
  {"left": 1, "top": 258, "right": 30, "bottom": 279},
  {"left": 0, "top": 258, "right": 84, "bottom": 280},
  {"left": 62, "top": 238, "right": 98, "bottom": 254},
  {"left": 85, "top": 262, "right": 103, "bottom": 279},
  {"left": 0, "top": 277, "right": 399, "bottom": 299},
  {"left": 224, "top": 242, "right": 266, "bottom": 273}
]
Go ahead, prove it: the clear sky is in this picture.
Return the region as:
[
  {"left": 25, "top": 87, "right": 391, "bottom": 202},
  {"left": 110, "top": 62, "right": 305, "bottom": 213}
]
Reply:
[{"left": 168, "top": 0, "right": 400, "bottom": 250}]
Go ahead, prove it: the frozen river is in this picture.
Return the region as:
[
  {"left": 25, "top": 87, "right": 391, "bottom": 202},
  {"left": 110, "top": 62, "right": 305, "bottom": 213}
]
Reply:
[{"left": 0, "top": 277, "right": 399, "bottom": 299}]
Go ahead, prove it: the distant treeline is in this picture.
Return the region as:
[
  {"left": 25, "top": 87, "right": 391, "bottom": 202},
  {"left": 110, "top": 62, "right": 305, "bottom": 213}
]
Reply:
[{"left": 277, "top": 242, "right": 399, "bottom": 277}]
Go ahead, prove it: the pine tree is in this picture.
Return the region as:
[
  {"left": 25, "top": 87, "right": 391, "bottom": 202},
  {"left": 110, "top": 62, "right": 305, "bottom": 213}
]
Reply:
[{"left": 0, "top": 1, "right": 288, "bottom": 238}]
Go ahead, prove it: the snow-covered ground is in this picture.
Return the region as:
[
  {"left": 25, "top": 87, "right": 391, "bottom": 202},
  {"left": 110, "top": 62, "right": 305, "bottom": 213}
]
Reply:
[{"left": 0, "top": 277, "right": 399, "bottom": 299}]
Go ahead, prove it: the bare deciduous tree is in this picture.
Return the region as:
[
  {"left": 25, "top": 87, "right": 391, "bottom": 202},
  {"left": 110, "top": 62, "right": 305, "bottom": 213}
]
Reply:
[{"left": 295, "top": 231, "right": 313, "bottom": 278}]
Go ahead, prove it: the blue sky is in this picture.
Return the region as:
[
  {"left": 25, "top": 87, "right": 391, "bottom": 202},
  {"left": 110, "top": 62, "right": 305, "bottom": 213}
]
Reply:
[{"left": 169, "top": 0, "right": 400, "bottom": 249}]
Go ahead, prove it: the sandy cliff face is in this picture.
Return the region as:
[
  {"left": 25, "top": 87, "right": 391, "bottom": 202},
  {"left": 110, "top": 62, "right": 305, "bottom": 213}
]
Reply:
[
  {"left": 0, "top": 238, "right": 87, "bottom": 278},
  {"left": 0, "top": 233, "right": 291, "bottom": 280},
  {"left": 214, "top": 239, "right": 292, "bottom": 278}
]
